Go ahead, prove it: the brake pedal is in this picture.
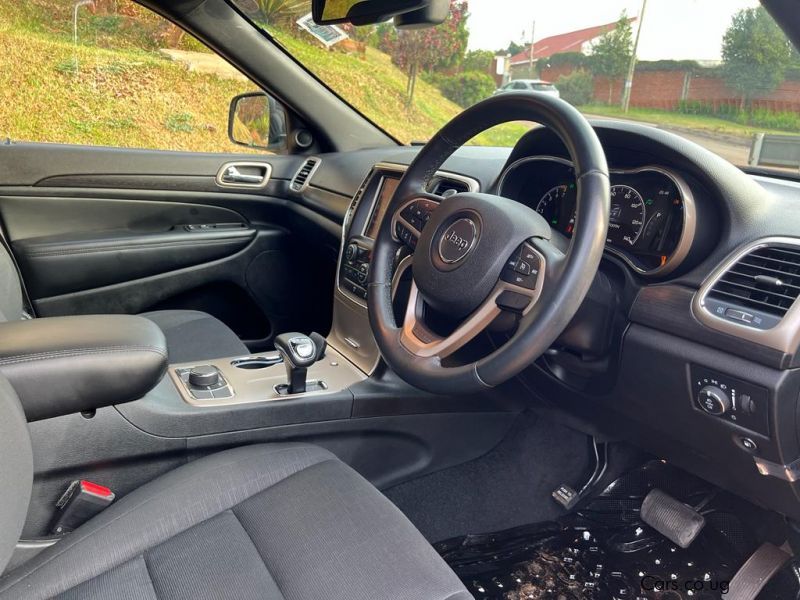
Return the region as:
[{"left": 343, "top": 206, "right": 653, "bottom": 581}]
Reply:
[{"left": 640, "top": 488, "right": 705, "bottom": 549}]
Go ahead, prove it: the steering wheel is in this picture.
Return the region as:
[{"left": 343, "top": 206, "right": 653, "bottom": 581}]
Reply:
[{"left": 367, "top": 93, "right": 610, "bottom": 395}]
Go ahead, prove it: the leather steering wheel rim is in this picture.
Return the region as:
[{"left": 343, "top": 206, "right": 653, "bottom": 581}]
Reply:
[{"left": 368, "top": 92, "right": 610, "bottom": 395}]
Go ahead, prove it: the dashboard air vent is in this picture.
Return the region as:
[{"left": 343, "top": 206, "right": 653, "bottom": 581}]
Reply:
[
  {"left": 430, "top": 178, "right": 470, "bottom": 197},
  {"left": 290, "top": 157, "right": 320, "bottom": 192},
  {"left": 706, "top": 244, "right": 800, "bottom": 327}
]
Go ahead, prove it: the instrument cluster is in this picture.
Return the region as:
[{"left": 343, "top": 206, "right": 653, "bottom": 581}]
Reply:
[{"left": 497, "top": 156, "right": 696, "bottom": 276}]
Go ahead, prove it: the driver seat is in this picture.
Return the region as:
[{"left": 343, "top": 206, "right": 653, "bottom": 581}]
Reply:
[{"left": 0, "top": 378, "right": 472, "bottom": 600}]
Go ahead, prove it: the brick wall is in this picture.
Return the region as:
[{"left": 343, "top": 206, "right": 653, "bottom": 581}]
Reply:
[{"left": 538, "top": 65, "right": 800, "bottom": 112}]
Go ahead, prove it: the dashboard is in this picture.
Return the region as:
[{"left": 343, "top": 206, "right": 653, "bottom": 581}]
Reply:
[
  {"left": 298, "top": 120, "right": 800, "bottom": 523},
  {"left": 497, "top": 156, "right": 695, "bottom": 276}
]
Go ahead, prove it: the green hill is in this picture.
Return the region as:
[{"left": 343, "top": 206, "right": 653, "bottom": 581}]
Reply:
[{"left": 0, "top": 1, "right": 525, "bottom": 151}]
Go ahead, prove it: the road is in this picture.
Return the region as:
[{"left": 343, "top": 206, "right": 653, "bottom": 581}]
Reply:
[
  {"left": 585, "top": 113, "right": 751, "bottom": 165},
  {"left": 661, "top": 128, "right": 750, "bottom": 165}
]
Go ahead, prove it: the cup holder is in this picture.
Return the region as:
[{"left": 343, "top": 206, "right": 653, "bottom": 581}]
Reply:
[{"left": 231, "top": 355, "right": 282, "bottom": 370}]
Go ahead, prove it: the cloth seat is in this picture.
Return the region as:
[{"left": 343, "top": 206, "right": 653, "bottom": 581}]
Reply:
[
  {"left": 139, "top": 309, "right": 249, "bottom": 363},
  {"left": 0, "top": 443, "right": 472, "bottom": 600}
]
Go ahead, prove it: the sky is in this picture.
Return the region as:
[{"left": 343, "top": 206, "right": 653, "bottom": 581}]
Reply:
[{"left": 467, "top": 0, "right": 760, "bottom": 62}]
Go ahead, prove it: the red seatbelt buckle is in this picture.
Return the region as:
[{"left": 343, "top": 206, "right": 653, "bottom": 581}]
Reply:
[{"left": 50, "top": 480, "right": 115, "bottom": 535}]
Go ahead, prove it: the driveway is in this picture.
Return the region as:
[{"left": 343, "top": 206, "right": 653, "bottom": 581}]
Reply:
[{"left": 586, "top": 113, "right": 751, "bottom": 165}]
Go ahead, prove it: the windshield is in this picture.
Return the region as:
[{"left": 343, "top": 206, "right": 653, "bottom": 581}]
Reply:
[{"left": 232, "top": 0, "right": 800, "bottom": 169}]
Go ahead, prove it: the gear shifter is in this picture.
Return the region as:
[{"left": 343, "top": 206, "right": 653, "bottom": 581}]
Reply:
[{"left": 274, "top": 333, "right": 318, "bottom": 394}]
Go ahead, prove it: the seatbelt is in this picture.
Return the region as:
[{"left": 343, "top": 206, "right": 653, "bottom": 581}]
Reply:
[{"left": 727, "top": 542, "right": 792, "bottom": 600}]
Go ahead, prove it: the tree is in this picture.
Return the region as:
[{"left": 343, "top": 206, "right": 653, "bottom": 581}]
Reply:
[
  {"left": 589, "top": 12, "right": 633, "bottom": 104},
  {"left": 253, "top": 0, "right": 305, "bottom": 27},
  {"left": 436, "top": 71, "right": 496, "bottom": 107},
  {"left": 503, "top": 41, "right": 524, "bottom": 56},
  {"left": 381, "top": 1, "right": 470, "bottom": 108},
  {"left": 463, "top": 49, "right": 494, "bottom": 74},
  {"left": 721, "top": 6, "right": 792, "bottom": 110},
  {"left": 555, "top": 69, "right": 594, "bottom": 106}
]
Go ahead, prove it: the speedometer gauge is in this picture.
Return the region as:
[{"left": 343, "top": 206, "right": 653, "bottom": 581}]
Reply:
[{"left": 607, "top": 185, "right": 645, "bottom": 246}]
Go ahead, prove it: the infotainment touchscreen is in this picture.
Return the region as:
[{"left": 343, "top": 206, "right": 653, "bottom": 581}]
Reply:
[{"left": 365, "top": 175, "right": 401, "bottom": 239}]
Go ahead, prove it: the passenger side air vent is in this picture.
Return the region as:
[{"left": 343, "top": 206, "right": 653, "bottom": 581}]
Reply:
[
  {"left": 290, "top": 157, "right": 320, "bottom": 192},
  {"left": 430, "top": 178, "right": 470, "bottom": 197},
  {"left": 704, "top": 243, "right": 800, "bottom": 329}
]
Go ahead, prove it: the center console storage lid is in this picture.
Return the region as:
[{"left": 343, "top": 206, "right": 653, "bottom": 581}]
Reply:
[{"left": 0, "top": 315, "right": 167, "bottom": 421}]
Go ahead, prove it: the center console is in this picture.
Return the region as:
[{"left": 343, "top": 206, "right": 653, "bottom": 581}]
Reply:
[
  {"left": 168, "top": 345, "right": 364, "bottom": 408},
  {"left": 328, "top": 162, "right": 480, "bottom": 373},
  {"left": 162, "top": 162, "right": 480, "bottom": 408}
]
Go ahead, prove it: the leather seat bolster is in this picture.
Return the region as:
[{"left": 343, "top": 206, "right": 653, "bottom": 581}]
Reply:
[{"left": 0, "top": 315, "right": 167, "bottom": 421}]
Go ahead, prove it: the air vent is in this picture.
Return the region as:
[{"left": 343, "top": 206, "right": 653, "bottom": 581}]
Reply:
[
  {"left": 290, "top": 157, "right": 320, "bottom": 192},
  {"left": 430, "top": 178, "right": 470, "bottom": 197},
  {"left": 705, "top": 244, "right": 800, "bottom": 328}
]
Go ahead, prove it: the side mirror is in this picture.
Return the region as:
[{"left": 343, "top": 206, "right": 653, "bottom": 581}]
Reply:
[
  {"left": 311, "top": 0, "right": 426, "bottom": 25},
  {"left": 228, "top": 92, "right": 288, "bottom": 153}
]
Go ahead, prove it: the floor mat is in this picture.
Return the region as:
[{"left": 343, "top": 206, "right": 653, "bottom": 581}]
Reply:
[
  {"left": 386, "top": 412, "right": 594, "bottom": 542},
  {"left": 436, "top": 460, "right": 800, "bottom": 599}
]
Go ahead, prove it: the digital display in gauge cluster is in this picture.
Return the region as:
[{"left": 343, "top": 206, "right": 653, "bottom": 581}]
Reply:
[{"left": 503, "top": 159, "right": 690, "bottom": 274}]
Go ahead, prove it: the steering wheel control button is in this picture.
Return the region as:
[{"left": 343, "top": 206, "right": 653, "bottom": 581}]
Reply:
[
  {"left": 395, "top": 222, "right": 417, "bottom": 248},
  {"left": 188, "top": 365, "right": 221, "bottom": 388},
  {"left": 500, "top": 242, "right": 543, "bottom": 290},
  {"left": 438, "top": 218, "right": 478, "bottom": 264},
  {"left": 496, "top": 290, "right": 531, "bottom": 314},
  {"left": 698, "top": 385, "right": 730, "bottom": 416}
]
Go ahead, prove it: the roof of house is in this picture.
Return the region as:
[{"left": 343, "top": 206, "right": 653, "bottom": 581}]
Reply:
[{"left": 509, "top": 18, "right": 637, "bottom": 66}]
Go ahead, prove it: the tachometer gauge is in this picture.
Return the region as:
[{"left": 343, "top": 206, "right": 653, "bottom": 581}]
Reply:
[
  {"left": 536, "top": 185, "right": 575, "bottom": 234},
  {"left": 607, "top": 185, "right": 646, "bottom": 246}
]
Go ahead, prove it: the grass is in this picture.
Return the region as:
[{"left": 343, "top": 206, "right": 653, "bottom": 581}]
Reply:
[
  {"left": 0, "top": 23, "right": 255, "bottom": 152},
  {"left": 271, "top": 31, "right": 527, "bottom": 145},
  {"left": 581, "top": 104, "right": 798, "bottom": 140},
  {"left": 0, "top": 2, "right": 525, "bottom": 151}
]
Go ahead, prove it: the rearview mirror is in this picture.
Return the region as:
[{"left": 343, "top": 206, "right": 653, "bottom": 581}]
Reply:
[
  {"left": 228, "top": 92, "right": 288, "bottom": 153},
  {"left": 311, "top": 0, "right": 426, "bottom": 25}
]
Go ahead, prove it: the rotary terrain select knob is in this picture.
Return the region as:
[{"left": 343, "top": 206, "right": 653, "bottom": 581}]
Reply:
[
  {"left": 188, "top": 365, "right": 220, "bottom": 388},
  {"left": 698, "top": 385, "right": 731, "bottom": 416}
]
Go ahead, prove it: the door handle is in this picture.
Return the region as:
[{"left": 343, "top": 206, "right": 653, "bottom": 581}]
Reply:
[
  {"left": 222, "top": 166, "right": 263, "bottom": 184},
  {"left": 216, "top": 162, "right": 272, "bottom": 188}
]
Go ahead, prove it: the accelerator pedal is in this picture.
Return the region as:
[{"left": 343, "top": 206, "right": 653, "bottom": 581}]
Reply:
[
  {"left": 727, "top": 542, "right": 791, "bottom": 600},
  {"left": 640, "top": 488, "right": 706, "bottom": 549}
]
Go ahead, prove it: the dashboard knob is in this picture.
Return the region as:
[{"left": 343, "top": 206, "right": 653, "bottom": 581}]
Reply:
[
  {"left": 188, "top": 365, "right": 220, "bottom": 388},
  {"left": 698, "top": 386, "right": 731, "bottom": 416},
  {"left": 345, "top": 243, "right": 359, "bottom": 263}
]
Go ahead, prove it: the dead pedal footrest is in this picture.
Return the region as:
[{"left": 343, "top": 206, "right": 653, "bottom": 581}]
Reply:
[{"left": 640, "top": 488, "right": 705, "bottom": 549}]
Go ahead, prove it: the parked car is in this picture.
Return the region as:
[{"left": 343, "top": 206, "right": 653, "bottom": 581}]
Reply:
[{"left": 494, "top": 78, "right": 560, "bottom": 98}]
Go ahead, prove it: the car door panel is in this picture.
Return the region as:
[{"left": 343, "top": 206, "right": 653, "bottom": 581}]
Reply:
[
  {"left": 0, "top": 144, "right": 340, "bottom": 351},
  {"left": 13, "top": 224, "right": 256, "bottom": 299}
]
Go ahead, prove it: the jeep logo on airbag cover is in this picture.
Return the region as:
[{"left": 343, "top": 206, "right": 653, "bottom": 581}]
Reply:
[{"left": 438, "top": 218, "right": 477, "bottom": 264}]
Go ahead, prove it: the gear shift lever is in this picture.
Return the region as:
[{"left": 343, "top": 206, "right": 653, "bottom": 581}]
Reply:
[{"left": 274, "top": 333, "right": 318, "bottom": 394}]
